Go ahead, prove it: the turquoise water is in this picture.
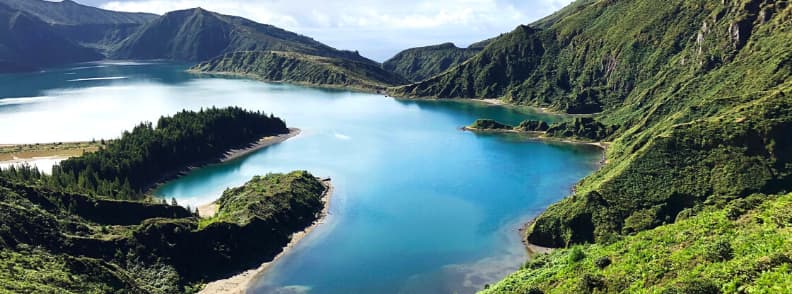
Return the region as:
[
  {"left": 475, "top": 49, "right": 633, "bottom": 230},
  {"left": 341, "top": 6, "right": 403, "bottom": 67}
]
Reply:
[{"left": 0, "top": 62, "right": 601, "bottom": 293}]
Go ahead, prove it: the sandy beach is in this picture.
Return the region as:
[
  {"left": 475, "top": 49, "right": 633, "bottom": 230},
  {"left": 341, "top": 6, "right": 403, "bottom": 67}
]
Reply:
[
  {"left": 220, "top": 128, "right": 301, "bottom": 163},
  {"left": 471, "top": 98, "right": 507, "bottom": 106},
  {"left": 199, "top": 178, "right": 334, "bottom": 294}
]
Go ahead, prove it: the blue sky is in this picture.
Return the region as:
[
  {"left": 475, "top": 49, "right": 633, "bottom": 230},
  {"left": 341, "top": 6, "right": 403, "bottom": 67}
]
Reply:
[{"left": 75, "top": 0, "right": 574, "bottom": 61}]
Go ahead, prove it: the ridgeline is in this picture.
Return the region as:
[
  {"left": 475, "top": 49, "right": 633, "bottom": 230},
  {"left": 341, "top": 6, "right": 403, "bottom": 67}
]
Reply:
[{"left": 191, "top": 51, "right": 408, "bottom": 90}]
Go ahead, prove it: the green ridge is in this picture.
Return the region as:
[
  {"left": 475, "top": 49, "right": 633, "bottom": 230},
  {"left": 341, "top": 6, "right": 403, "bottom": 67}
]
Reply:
[
  {"left": 483, "top": 192, "right": 792, "bottom": 293},
  {"left": 383, "top": 42, "right": 484, "bottom": 82},
  {"left": 0, "top": 171, "right": 326, "bottom": 293},
  {"left": 192, "top": 50, "right": 408, "bottom": 90},
  {"left": 111, "top": 8, "right": 371, "bottom": 63},
  {"left": 392, "top": 0, "right": 792, "bottom": 250}
]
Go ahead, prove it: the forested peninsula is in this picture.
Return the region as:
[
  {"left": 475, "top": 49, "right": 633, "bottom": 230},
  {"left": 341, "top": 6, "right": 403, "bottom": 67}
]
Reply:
[
  {"left": 43, "top": 107, "right": 288, "bottom": 200},
  {"left": 0, "top": 107, "right": 329, "bottom": 292}
]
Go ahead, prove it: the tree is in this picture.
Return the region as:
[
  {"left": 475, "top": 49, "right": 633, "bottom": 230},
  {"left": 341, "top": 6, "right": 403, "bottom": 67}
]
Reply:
[{"left": 171, "top": 197, "right": 178, "bottom": 206}]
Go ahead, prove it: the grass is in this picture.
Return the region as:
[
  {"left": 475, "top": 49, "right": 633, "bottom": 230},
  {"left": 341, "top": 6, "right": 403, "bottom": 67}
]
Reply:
[
  {"left": 484, "top": 192, "right": 792, "bottom": 293},
  {"left": 0, "top": 141, "right": 103, "bottom": 161}
]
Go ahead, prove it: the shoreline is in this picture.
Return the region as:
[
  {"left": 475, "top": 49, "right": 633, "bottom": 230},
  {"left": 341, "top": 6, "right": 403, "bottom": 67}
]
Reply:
[
  {"left": 220, "top": 128, "right": 302, "bottom": 163},
  {"left": 188, "top": 70, "right": 389, "bottom": 95},
  {"left": 466, "top": 126, "right": 609, "bottom": 256},
  {"left": 144, "top": 128, "right": 301, "bottom": 195},
  {"left": 199, "top": 178, "right": 334, "bottom": 294},
  {"left": 461, "top": 126, "right": 609, "bottom": 151},
  {"left": 518, "top": 220, "right": 555, "bottom": 256}
]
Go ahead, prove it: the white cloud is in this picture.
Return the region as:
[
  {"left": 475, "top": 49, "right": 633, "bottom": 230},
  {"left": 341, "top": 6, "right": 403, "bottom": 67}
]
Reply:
[{"left": 97, "top": 0, "right": 574, "bottom": 61}]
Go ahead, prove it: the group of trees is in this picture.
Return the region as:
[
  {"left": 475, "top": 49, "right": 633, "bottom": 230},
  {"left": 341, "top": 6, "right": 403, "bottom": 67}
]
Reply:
[{"left": 1, "top": 107, "right": 288, "bottom": 200}]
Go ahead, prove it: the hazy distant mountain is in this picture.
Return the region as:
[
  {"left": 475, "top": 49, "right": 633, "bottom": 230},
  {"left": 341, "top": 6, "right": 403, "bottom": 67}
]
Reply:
[
  {"left": 111, "top": 8, "right": 371, "bottom": 64},
  {"left": 0, "top": 0, "right": 156, "bottom": 65},
  {"left": 0, "top": 0, "right": 155, "bottom": 25},
  {"left": 383, "top": 42, "right": 488, "bottom": 82},
  {"left": 0, "top": 2, "right": 101, "bottom": 72}
]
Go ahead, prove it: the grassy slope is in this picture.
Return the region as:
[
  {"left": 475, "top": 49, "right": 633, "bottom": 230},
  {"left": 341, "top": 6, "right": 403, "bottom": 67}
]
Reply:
[
  {"left": 389, "top": 1, "right": 792, "bottom": 290},
  {"left": 192, "top": 50, "right": 408, "bottom": 90},
  {"left": 390, "top": 0, "right": 792, "bottom": 248},
  {"left": 527, "top": 0, "right": 792, "bottom": 247},
  {"left": 112, "top": 8, "right": 370, "bottom": 64},
  {"left": 0, "top": 141, "right": 103, "bottom": 161},
  {"left": 485, "top": 192, "right": 792, "bottom": 293},
  {"left": 0, "top": 171, "right": 326, "bottom": 293},
  {"left": 202, "top": 171, "right": 326, "bottom": 227},
  {"left": 382, "top": 42, "right": 483, "bottom": 82}
]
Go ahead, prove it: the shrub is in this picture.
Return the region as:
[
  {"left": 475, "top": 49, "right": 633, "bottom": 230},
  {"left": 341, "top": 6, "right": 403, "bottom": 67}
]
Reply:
[
  {"left": 578, "top": 273, "right": 605, "bottom": 293},
  {"left": 568, "top": 246, "right": 586, "bottom": 263},
  {"left": 662, "top": 279, "right": 721, "bottom": 294},
  {"left": 705, "top": 239, "right": 734, "bottom": 262},
  {"left": 595, "top": 256, "right": 612, "bottom": 269},
  {"left": 524, "top": 286, "right": 544, "bottom": 294}
]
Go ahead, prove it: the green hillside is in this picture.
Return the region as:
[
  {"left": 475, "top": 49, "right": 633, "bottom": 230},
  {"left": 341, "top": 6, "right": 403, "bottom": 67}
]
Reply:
[
  {"left": 383, "top": 42, "right": 484, "bottom": 82},
  {"left": 392, "top": 0, "right": 792, "bottom": 250},
  {"left": 0, "top": 171, "right": 327, "bottom": 293},
  {"left": 484, "top": 192, "right": 792, "bottom": 293},
  {"left": 192, "top": 50, "right": 408, "bottom": 90},
  {"left": 111, "top": 8, "right": 371, "bottom": 63}
]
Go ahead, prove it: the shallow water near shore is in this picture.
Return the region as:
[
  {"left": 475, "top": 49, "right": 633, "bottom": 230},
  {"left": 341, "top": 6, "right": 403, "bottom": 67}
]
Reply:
[{"left": 0, "top": 62, "right": 601, "bottom": 293}]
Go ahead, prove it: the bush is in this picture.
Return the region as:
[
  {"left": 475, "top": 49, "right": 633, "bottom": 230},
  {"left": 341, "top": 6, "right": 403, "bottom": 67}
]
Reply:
[
  {"left": 568, "top": 246, "right": 586, "bottom": 263},
  {"left": 595, "top": 256, "right": 612, "bottom": 269},
  {"left": 578, "top": 273, "right": 605, "bottom": 292},
  {"left": 662, "top": 279, "right": 721, "bottom": 294},
  {"left": 524, "top": 286, "right": 544, "bottom": 294},
  {"left": 705, "top": 239, "right": 734, "bottom": 262}
]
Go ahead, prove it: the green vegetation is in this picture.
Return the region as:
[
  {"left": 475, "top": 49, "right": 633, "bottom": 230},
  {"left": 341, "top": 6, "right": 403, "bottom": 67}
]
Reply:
[
  {"left": 0, "top": 171, "right": 326, "bottom": 293},
  {"left": 192, "top": 50, "right": 408, "bottom": 90},
  {"left": 209, "top": 171, "right": 326, "bottom": 226},
  {"left": 0, "top": 2, "right": 377, "bottom": 72},
  {"left": 383, "top": 42, "right": 484, "bottom": 82},
  {"left": 467, "top": 119, "right": 513, "bottom": 131},
  {"left": 111, "top": 8, "right": 370, "bottom": 63},
  {"left": 484, "top": 192, "right": 792, "bottom": 293},
  {"left": 393, "top": 0, "right": 792, "bottom": 251},
  {"left": 467, "top": 117, "right": 613, "bottom": 142},
  {"left": 0, "top": 107, "right": 288, "bottom": 200},
  {"left": 408, "top": 0, "right": 792, "bottom": 291},
  {"left": 0, "top": 141, "right": 104, "bottom": 161}
]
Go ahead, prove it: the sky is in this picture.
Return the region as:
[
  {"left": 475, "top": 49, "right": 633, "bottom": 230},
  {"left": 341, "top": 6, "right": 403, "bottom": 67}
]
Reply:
[{"left": 74, "top": 0, "right": 575, "bottom": 61}]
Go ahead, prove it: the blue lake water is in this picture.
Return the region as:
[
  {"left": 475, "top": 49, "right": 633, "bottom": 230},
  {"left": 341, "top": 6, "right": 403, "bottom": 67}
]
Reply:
[{"left": 0, "top": 62, "right": 601, "bottom": 293}]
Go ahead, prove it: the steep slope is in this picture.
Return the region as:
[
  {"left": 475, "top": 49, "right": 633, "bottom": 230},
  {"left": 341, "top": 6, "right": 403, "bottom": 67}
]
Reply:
[
  {"left": 393, "top": 0, "right": 792, "bottom": 252},
  {"left": 192, "top": 50, "right": 408, "bottom": 90},
  {"left": 0, "top": 3, "right": 101, "bottom": 72},
  {"left": 112, "top": 8, "right": 370, "bottom": 63},
  {"left": 485, "top": 192, "right": 792, "bottom": 293},
  {"left": 0, "top": 170, "right": 327, "bottom": 292},
  {"left": 525, "top": 0, "right": 792, "bottom": 248},
  {"left": 382, "top": 42, "right": 485, "bottom": 82}
]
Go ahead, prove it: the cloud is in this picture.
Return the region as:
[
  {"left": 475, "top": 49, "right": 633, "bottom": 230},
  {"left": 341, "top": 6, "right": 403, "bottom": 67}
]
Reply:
[{"left": 96, "top": 0, "right": 574, "bottom": 61}]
